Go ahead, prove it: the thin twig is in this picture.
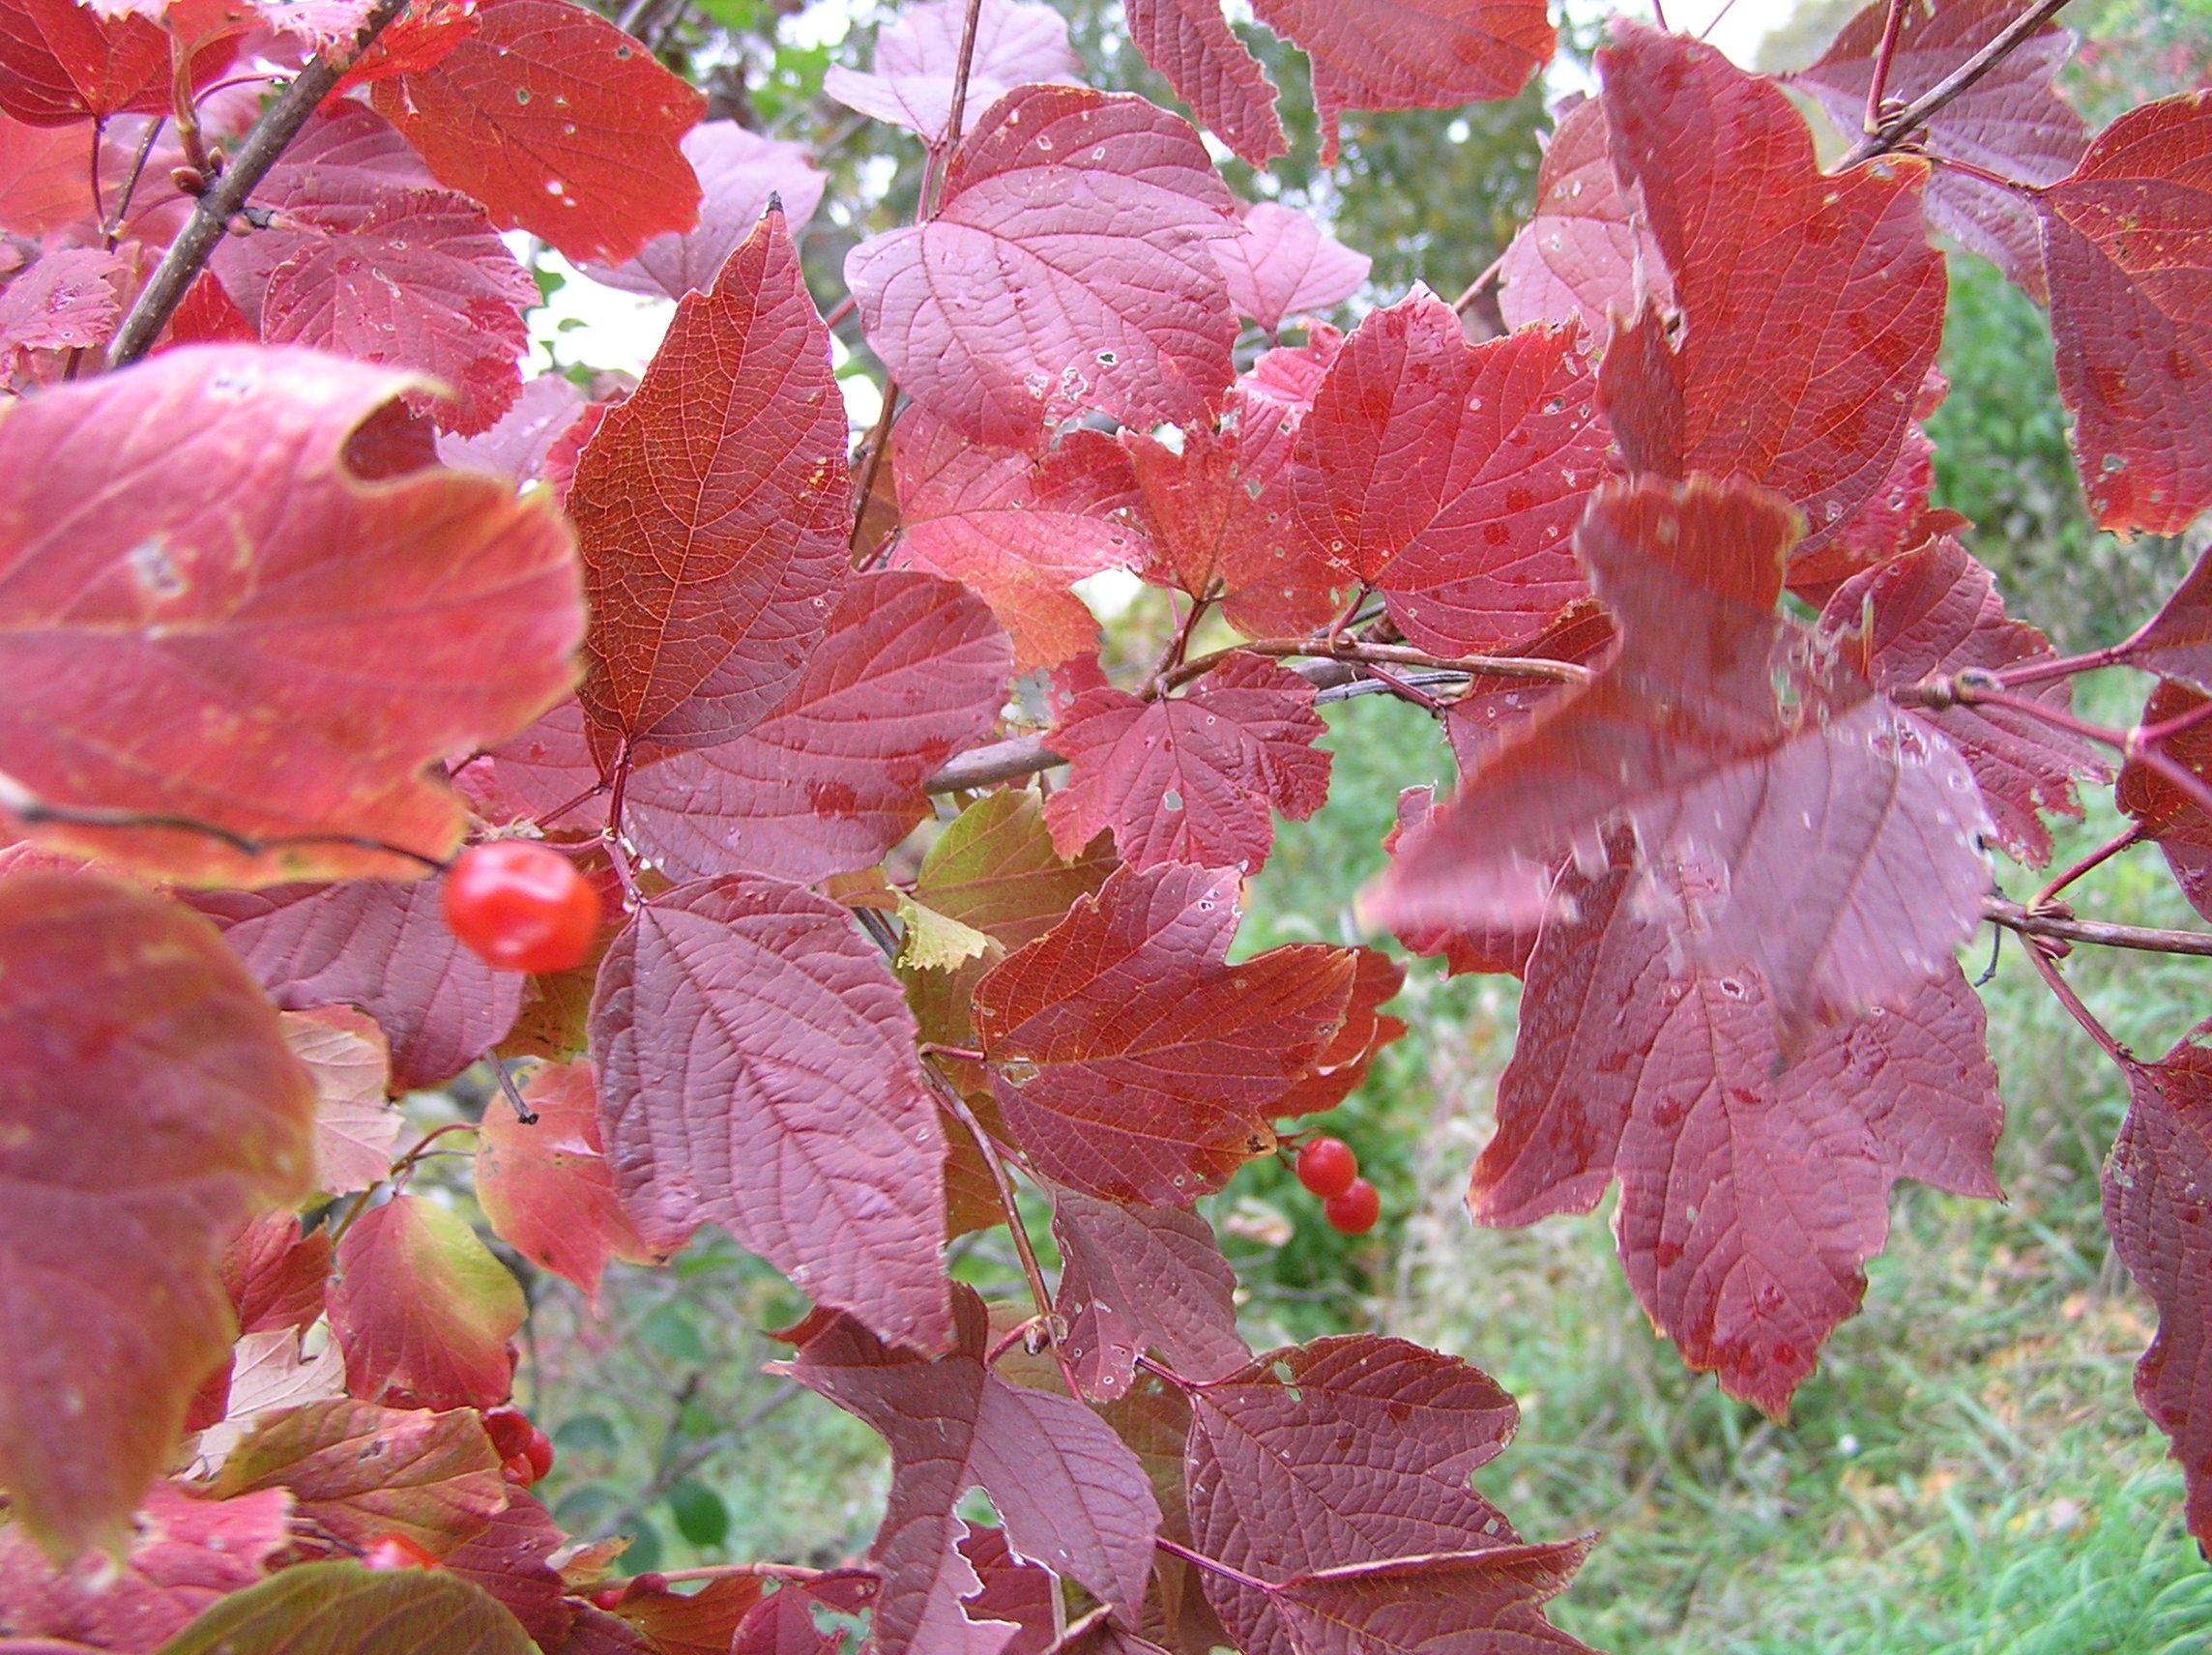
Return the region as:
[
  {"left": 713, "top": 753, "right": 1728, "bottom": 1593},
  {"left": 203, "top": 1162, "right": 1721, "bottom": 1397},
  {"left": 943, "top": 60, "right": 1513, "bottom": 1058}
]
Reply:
[
  {"left": 848, "top": 380, "right": 899, "bottom": 563},
  {"left": 1451, "top": 248, "right": 1508, "bottom": 316},
  {"left": 1167, "top": 636, "right": 1590, "bottom": 693},
  {"left": 1839, "top": 0, "right": 2076, "bottom": 167},
  {"left": 105, "top": 0, "right": 407, "bottom": 368},
  {"left": 1154, "top": 1535, "right": 1276, "bottom": 1594},
  {"left": 1861, "top": 0, "right": 1910, "bottom": 134},
  {"left": 2033, "top": 825, "right": 2144, "bottom": 910},
  {"left": 3, "top": 791, "right": 448, "bottom": 873},
  {"left": 2021, "top": 937, "right": 2125, "bottom": 1062},
  {"left": 1983, "top": 895, "right": 2212, "bottom": 961},
  {"left": 941, "top": 0, "right": 988, "bottom": 155},
  {"left": 103, "top": 117, "right": 168, "bottom": 249}
]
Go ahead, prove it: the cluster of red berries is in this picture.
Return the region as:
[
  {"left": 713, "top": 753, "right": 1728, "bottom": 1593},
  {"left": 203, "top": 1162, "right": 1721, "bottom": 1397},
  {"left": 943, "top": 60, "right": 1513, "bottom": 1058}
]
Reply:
[
  {"left": 1295, "top": 1137, "right": 1380, "bottom": 1234},
  {"left": 443, "top": 842, "right": 602, "bottom": 973},
  {"left": 589, "top": 1572, "right": 669, "bottom": 1611},
  {"left": 485, "top": 1404, "right": 557, "bottom": 1485}
]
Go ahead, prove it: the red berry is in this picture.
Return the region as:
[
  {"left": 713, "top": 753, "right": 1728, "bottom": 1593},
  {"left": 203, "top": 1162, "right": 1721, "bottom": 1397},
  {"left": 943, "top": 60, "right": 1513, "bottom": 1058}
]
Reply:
[
  {"left": 443, "top": 842, "right": 601, "bottom": 973},
  {"left": 1324, "top": 1177, "right": 1381, "bottom": 1235},
  {"left": 502, "top": 1451, "right": 538, "bottom": 1485},
  {"left": 524, "top": 1425, "right": 555, "bottom": 1483},
  {"left": 362, "top": 1532, "right": 440, "bottom": 1571},
  {"left": 482, "top": 1406, "right": 534, "bottom": 1461},
  {"left": 590, "top": 1586, "right": 626, "bottom": 1611},
  {"left": 1295, "top": 1137, "right": 1359, "bottom": 1200}
]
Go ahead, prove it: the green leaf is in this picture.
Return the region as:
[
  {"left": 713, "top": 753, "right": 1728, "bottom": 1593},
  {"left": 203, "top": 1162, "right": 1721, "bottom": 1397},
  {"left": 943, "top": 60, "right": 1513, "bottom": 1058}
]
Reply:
[
  {"left": 894, "top": 892, "right": 992, "bottom": 973},
  {"left": 153, "top": 1561, "right": 534, "bottom": 1655},
  {"left": 666, "top": 1480, "right": 730, "bottom": 1549}
]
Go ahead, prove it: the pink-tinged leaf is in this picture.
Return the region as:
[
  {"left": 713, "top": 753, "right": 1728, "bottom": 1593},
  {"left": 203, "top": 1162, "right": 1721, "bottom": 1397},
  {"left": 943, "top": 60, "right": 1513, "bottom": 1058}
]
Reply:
[
  {"left": 1373, "top": 475, "right": 1993, "bottom": 1040},
  {"left": 1497, "top": 96, "right": 1668, "bottom": 336},
  {"left": 1044, "top": 652, "right": 1330, "bottom": 875},
  {"left": 1785, "top": 413, "right": 1944, "bottom": 603},
  {"left": 1123, "top": 0, "right": 1283, "bottom": 167},
  {"left": 0, "top": 873, "right": 312, "bottom": 1562},
  {"left": 571, "top": 208, "right": 847, "bottom": 755},
  {"left": 728, "top": 1574, "right": 880, "bottom": 1655},
  {"left": 611, "top": 1575, "right": 768, "bottom": 1655},
  {"left": 371, "top": 0, "right": 704, "bottom": 265},
  {"left": 2106, "top": 1037, "right": 2212, "bottom": 1551},
  {"left": 892, "top": 408, "right": 1145, "bottom": 669},
  {"left": 438, "top": 373, "right": 589, "bottom": 487},
  {"left": 221, "top": 1212, "right": 332, "bottom": 1338},
  {"left": 1380, "top": 788, "right": 1539, "bottom": 977},
  {"left": 278, "top": 1005, "right": 397, "bottom": 1196},
  {"left": 0, "top": 247, "right": 122, "bottom": 362},
  {"left": 149, "top": 1560, "right": 535, "bottom": 1655},
  {"left": 1293, "top": 293, "right": 1610, "bottom": 653},
  {"left": 0, "top": 346, "right": 583, "bottom": 886},
  {"left": 0, "top": 0, "right": 236, "bottom": 125},
  {"left": 974, "top": 862, "right": 1355, "bottom": 1205},
  {"left": 1051, "top": 1187, "right": 1248, "bottom": 1402},
  {"left": 591, "top": 876, "right": 953, "bottom": 1352},
  {"left": 620, "top": 570, "right": 1013, "bottom": 883},
  {"left": 1245, "top": 0, "right": 1551, "bottom": 163},
  {"left": 258, "top": 189, "right": 536, "bottom": 436},
  {"left": 329, "top": 0, "right": 477, "bottom": 97},
  {"left": 847, "top": 84, "right": 1239, "bottom": 451},
  {"left": 441, "top": 1490, "right": 574, "bottom": 1647},
  {"left": 1276, "top": 945, "right": 1406, "bottom": 1115},
  {"left": 585, "top": 120, "right": 827, "bottom": 302},
  {"left": 1439, "top": 597, "right": 1617, "bottom": 775},
  {"left": 2038, "top": 93, "right": 2212, "bottom": 536},
  {"left": 1213, "top": 203, "right": 1367, "bottom": 334},
  {"left": 824, "top": 0, "right": 1080, "bottom": 146},
  {"left": 192, "top": 877, "right": 525, "bottom": 1090},
  {"left": 777, "top": 1285, "right": 1159, "bottom": 1653},
  {"left": 328, "top": 1194, "right": 524, "bottom": 1412},
  {"left": 0, "top": 114, "right": 89, "bottom": 233},
  {"left": 193, "top": 1329, "right": 348, "bottom": 1471},
  {"left": 2117, "top": 680, "right": 2212, "bottom": 921},
  {"left": 2121, "top": 542, "right": 2212, "bottom": 694},
  {"left": 475, "top": 1058, "right": 659, "bottom": 1306},
  {"left": 1817, "top": 535, "right": 2103, "bottom": 866},
  {"left": 1268, "top": 1544, "right": 1595, "bottom": 1655},
  {"left": 1796, "top": 0, "right": 2087, "bottom": 304},
  {"left": 1596, "top": 25, "right": 1947, "bottom": 566},
  {"left": 957, "top": 1526, "right": 1056, "bottom": 1655}
]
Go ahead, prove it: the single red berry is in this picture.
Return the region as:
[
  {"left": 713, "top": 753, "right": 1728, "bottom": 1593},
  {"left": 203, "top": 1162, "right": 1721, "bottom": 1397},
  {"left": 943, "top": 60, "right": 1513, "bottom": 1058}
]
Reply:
[
  {"left": 502, "top": 1451, "right": 538, "bottom": 1485},
  {"left": 524, "top": 1425, "right": 555, "bottom": 1483},
  {"left": 1295, "top": 1137, "right": 1359, "bottom": 1200},
  {"left": 626, "top": 1573, "right": 669, "bottom": 1601},
  {"left": 362, "top": 1532, "right": 440, "bottom": 1571},
  {"left": 1324, "top": 1177, "right": 1381, "bottom": 1235},
  {"left": 443, "top": 842, "right": 601, "bottom": 973},
  {"left": 482, "top": 1406, "right": 534, "bottom": 1462},
  {"left": 590, "top": 1586, "right": 626, "bottom": 1611}
]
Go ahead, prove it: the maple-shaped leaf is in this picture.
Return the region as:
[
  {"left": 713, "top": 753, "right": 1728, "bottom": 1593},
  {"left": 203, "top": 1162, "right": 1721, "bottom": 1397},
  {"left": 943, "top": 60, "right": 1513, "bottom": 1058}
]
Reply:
[
  {"left": 584, "top": 120, "right": 827, "bottom": 303},
  {"left": 1817, "top": 535, "right": 2103, "bottom": 866},
  {"left": 1496, "top": 95, "right": 1668, "bottom": 337},
  {"left": 2117, "top": 679, "right": 2212, "bottom": 922},
  {"left": 150, "top": 1560, "right": 535, "bottom": 1655},
  {"left": 591, "top": 876, "right": 953, "bottom": 1352},
  {"left": 1596, "top": 24, "right": 1946, "bottom": 566},
  {"left": 1214, "top": 204, "right": 1369, "bottom": 332},
  {"left": 0, "top": 247, "right": 124, "bottom": 366},
  {"left": 1293, "top": 292, "right": 1610, "bottom": 655},
  {"left": 847, "top": 84, "right": 1240, "bottom": 451},
  {"left": 442, "top": 1490, "right": 574, "bottom": 1647},
  {"left": 1796, "top": 0, "right": 2087, "bottom": 305},
  {"left": 892, "top": 408, "right": 1145, "bottom": 669},
  {"left": 2105, "top": 1036, "right": 2212, "bottom": 1551},
  {"left": 0, "top": 113, "right": 90, "bottom": 233},
  {"left": 777, "top": 1285, "right": 1160, "bottom": 1654},
  {"left": 2116, "top": 540, "right": 2212, "bottom": 695},
  {"left": 0, "top": 347, "right": 582, "bottom": 885},
  {"left": 222, "top": 1212, "right": 333, "bottom": 1339},
  {"left": 1244, "top": 0, "right": 1549, "bottom": 163},
  {"left": 2037, "top": 93, "right": 2212, "bottom": 537},
  {"left": 204, "top": 1398, "right": 507, "bottom": 1557},
  {"left": 0, "top": 872, "right": 313, "bottom": 1561},
  {"left": 190, "top": 1329, "right": 349, "bottom": 1471},
  {"left": 329, "top": 0, "right": 477, "bottom": 96},
  {"left": 1374, "top": 474, "right": 1993, "bottom": 1040},
  {"left": 1051, "top": 1187, "right": 1249, "bottom": 1402},
  {"left": 1044, "top": 652, "right": 1331, "bottom": 875},
  {"left": 728, "top": 1573, "right": 880, "bottom": 1655},
  {"left": 608, "top": 1575, "right": 769, "bottom": 1655},
  {"left": 277, "top": 1005, "right": 397, "bottom": 1197},
  {"left": 1381, "top": 788, "right": 1539, "bottom": 978},
  {"left": 975, "top": 862, "right": 1355, "bottom": 1205},
  {"left": 476, "top": 1059, "right": 659, "bottom": 1306},
  {"left": 824, "top": 0, "right": 1080, "bottom": 146},
  {"left": 1123, "top": 0, "right": 1284, "bottom": 167},
  {"left": 1786, "top": 406, "right": 1948, "bottom": 602},
  {"left": 1267, "top": 1544, "right": 1595, "bottom": 1655},
  {"left": 0, "top": 1481, "right": 291, "bottom": 1651},
  {"left": 328, "top": 1193, "right": 524, "bottom": 1412},
  {"left": 438, "top": 373, "right": 589, "bottom": 487},
  {"left": 1438, "top": 596, "right": 1616, "bottom": 775},
  {"left": 193, "top": 878, "right": 524, "bottom": 1091},
  {"left": 1276, "top": 945, "right": 1406, "bottom": 1116},
  {"left": 371, "top": 0, "right": 704, "bottom": 265},
  {"left": 0, "top": 0, "right": 236, "bottom": 125},
  {"left": 571, "top": 207, "right": 848, "bottom": 755}
]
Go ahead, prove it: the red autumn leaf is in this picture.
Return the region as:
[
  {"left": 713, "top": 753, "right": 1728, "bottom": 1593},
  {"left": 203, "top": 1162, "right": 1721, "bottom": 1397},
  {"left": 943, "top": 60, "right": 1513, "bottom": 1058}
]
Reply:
[
  {"left": 371, "top": 0, "right": 704, "bottom": 265},
  {"left": 777, "top": 1285, "right": 1159, "bottom": 1654},
  {"left": 0, "top": 346, "right": 583, "bottom": 885},
  {"left": 2105, "top": 1037, "right": 2212, "bottom": 1551},
  {"left": 846, "top": 84, "right": 1240, "bottom": 451},
  {"left": 150, "top": 1559, "right": 536, "bottom": 1655},
  {"left": 584, "top": 120, "right": 827, "bottom": 302},
  {"left": 1496, "top": 95, "right": 1668, "bottom": 336},
  {"left": 0, "top": 247, "right": 123, "bottom": 365},
  {"left": 1595, "top": 24, "right": 1947, "bottom": 567},
  {"left": 1122, "top": 0, "right": 1284, "bottom": 167},
  {"left": 203, "top": 1398, "right": 506, "bottom": 1558},
  {"left": 1817, "top": 534, "right": 2103, "bottom": 866},
  {"left": 1796, "top": 0, "right": 2087, "bottom": 305},
  {"left": 0, "top": 113, "right": 89, "bottom": 233},
  {"left": 192, "top": 877, "right": 525, "bottom": 1091},
  {"left": 329, "top": 0, "right": 476, "bottom": 97},
  {"left": 0, "top": 0, "right": 237, "bottom": 126},
  {"left": 1373, "top": 475, "right": 1993, "bottom": 1041},
  {"left": 1293, "top": 292, "right": 1610, "bottom": 654},
  {"left": 1044, "top": 651, "right": 1331, "bottom": 875},
  {"left": 1051, "top": 1186, "right": 1249, "bottom": 1402},
  {"left": 328, "top": 1194, "right": 524, "bottom": 1412},
  {"left": 0, "top": 1481, "right": 291, "bottom": 1651},
  {"left": 1439, "top": 596, "right": 1616, "bottom": 775},
  {"left": 620, "top": 570, "right": 1013, "bottom": 883},
  {"left": 2037, "top": 93, "right": 2212, "bottom": 537},
  {"left": 222, "top": 1212, "right": 333, "bottom": 1338},
  {"left": 823, "top": 0, "right": 1080, "bottom": 147},
  {"left": 441, "top": 1490, "right": 574, "bottom": 1647},
  {"left": 1786, "top": 409, "right": 1946, "bottom": 602},
  {"left": 570, "top": 207, "right": 848, "bottom": 755},
  {"left": 892, "top": 407, "right": 1147, "bottom": 669},
  {"left": 591, "top": 876, "right": 954, "bottom": 1353},
  {"left": 2118, "top": 540, "right": 2212, "bottom": 694},
  {"left": 475, "top": 1058, "right": 660, "bottom": 1306},
  {"left": 1214, "top": 204, "right": 1368, "bottom": 332},
  {"left": 728, "top": 1573, "right": 880, "bottom": 1655},
  {"left": 1244, "top": 0, "right": 1550, "bottom": 163},
  {"left": 257, "top": 188, "right": 536, "bottom": 437},
  {"left": 957, "top": 1526, "right": 1057, "bottom": 1655},
  {"left": 438, "top": 372, "right": 589, "bottom": 487},
  {"left": 1275, "top": 945, "right": 1406, "bottom": 1115},
  {"left": 1268, "top": 1543, "right": 1596, "bottom": 1655},
  {"left": 0, "top": 873, "right": 312, "bottom": 1561},
  {"left": 974, "top": 862, "right": 1355, "bottom": 1205},
  {"left": 610, "top": 1576, "right": 768, "bottom": 1654},
  {"left": 1379, "top": 788, "right": 1539, "bottom": 978},
  {"left": 2118, "top": 680, "right": 2212, "bottom": 921},
  {"left": 280, "top": 1004, "right": 399, "bottom": 1197}
]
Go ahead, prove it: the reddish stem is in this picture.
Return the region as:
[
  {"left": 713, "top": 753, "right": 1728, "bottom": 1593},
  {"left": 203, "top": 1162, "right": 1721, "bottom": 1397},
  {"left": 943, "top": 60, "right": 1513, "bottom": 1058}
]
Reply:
[
  {"left": 2138, "top": 693, "right": 2212, "bottom": 750},
  {"left": 1133, "top": 1351, "right": 1206, "bottom": 1391},
  {"left": 1840, "top": 0, "right": 2077, "bottom": 166},
  {"left": 1984, "top": 894, "right": 2212, "bottom": 960},
  {"left": 1928, "top": 154, "right": 2036, "bottom": 193},
  {"left": 2033, "top": 823, "right": 2143, "bottom": 911},
  {"left": 2023, "top": 939, "right": 2125, "bottom": 1063},
  {"left": 103, "top": 116, "right": 168, "bottom": 250},
  {"left": 601, "top": 737, "right": 643, "bottom": 909},
  {"left": 1451, "top": 250, "right": 1507, "bottom": 316},
  {"left": 627, "top": 1561, "right": 828, "bottom": 1586},
  {"left": 1994, "top": 640, "right": 2129, "bottom": 689},
  {"left": 941, "top": 0, "right": 987, "bottom": 155},
  {"left": 1154, "top": 1536, "right": 1277, "bottom": 1595},
  {"left": 1861, "top": 0, "right": 1909, "bottom": 134}
]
